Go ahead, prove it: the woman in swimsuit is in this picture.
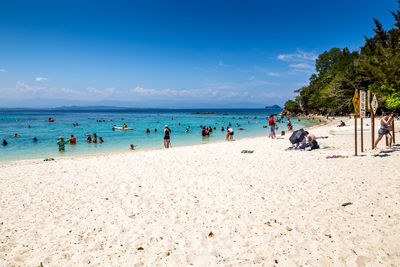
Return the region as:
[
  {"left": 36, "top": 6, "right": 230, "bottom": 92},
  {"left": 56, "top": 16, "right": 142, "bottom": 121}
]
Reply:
[
  {"left": 163, "top": 125, "right": 171, "bottom": 148},
  {"left": 374, "top": 113, "right": 393, "bottom": 149}
]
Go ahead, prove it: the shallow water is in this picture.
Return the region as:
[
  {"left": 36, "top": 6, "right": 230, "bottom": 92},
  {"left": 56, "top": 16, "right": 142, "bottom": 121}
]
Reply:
[{"left": 0, "top": 108, "right": 317, "bottom": 161}]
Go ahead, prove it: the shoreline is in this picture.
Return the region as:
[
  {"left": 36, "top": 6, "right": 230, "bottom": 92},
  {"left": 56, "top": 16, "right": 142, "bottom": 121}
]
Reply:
[{"left": 0, "top": 118, "right": 324, "bottom": 164}]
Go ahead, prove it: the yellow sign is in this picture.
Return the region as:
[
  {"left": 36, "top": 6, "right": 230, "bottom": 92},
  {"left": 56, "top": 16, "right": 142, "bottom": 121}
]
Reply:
[
  {"left": 354, "top": 113, "right": 360, "bottom": 119},
  {"left": 352, "top": 89, "right": 360, "bottom": 113}
]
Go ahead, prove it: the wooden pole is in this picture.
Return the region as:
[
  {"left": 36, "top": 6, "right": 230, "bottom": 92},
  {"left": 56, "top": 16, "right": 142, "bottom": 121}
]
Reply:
[
  {"left": 361, "top": 117, "right": 364, "bottom": 152},
  {"left": 355, "top": 117, "right": 358, "bottom": 156},
  {"left": 369, "top": 91, "right": 375, "bottom": 149}
]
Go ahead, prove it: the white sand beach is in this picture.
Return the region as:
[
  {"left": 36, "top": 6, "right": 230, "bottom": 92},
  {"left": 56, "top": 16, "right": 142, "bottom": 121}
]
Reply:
[{"left": 1, "top": 118, "right": 399, "bottom": 266}]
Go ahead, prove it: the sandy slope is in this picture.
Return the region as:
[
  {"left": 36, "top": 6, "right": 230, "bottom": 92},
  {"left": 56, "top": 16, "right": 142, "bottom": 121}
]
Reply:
[{"left": 0, "top": 118, "right": 399, "bottom": 266}]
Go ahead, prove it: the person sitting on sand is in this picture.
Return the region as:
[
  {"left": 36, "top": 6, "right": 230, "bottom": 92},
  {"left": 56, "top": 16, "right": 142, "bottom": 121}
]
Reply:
[
  {"left": 57, "top": 136, "right": 66, "bottom": 151},
  {"left": 69, "top": 135, "right": 76, "bottom": 144},
  {"left": 306, "top": 132, "right": 316, "bottom": 142},
  {"left": 296, "top": 134, "right": 307, "bottom": 149},
  {"left": 163, "top": 125, "right": 171, "bottom": 148},
  {"left": 374, "top": 113, "right": 393, "bottom": 149},
  {"left": 338, "top": 120, "right": 346, "bottom": 127},
  {"left": 287, "top": 119, "right": 293, "bottom": 131},
  {"left": 99, "top": 137, "right": 104, "bottom": 143},
  {"left": 2, "top": 139, "right": 8, "bottom": 146}
]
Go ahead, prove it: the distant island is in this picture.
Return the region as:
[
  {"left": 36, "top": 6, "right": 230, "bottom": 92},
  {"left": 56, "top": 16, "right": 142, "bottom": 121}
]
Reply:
[{"left": 265, "top": 105, "right": 281, "bottom": 109}]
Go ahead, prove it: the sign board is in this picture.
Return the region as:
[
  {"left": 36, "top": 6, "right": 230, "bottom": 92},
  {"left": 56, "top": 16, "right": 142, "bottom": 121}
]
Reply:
[
  {"left": 352, "top": 89, "right": 360, "bottom": 114},
  {"left": 354, "top": 113, "right": 360, "bottom": 119},
  {"left": 360, "top": 90, "right": 366, "bottom": 118},
  {"left": 367, "top": 90, "right": 371, "bottom": 110},
  {"left": 371, "top": 95, "right": 378, "bottom": 115}
]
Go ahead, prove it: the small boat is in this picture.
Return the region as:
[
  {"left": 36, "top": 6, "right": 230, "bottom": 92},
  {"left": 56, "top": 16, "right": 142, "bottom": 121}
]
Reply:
[
  {"left": 113, "top": 126, "right": 133, "bottom": 130},
  {"left": 329, "top": 125, "right": 371, "bottom": 135}
]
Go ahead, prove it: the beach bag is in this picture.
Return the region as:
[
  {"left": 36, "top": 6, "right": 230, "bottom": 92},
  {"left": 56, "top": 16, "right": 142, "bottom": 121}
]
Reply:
[{"left": 310, "top": 140, "right": 319, "bottom": 150}]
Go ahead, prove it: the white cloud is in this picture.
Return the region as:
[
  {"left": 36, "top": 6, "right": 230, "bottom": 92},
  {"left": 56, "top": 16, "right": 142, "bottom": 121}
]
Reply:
[
  {"left": 267, "top": 72, "right": 280, "bottom": 77},
  {"left": 35, "top": 77, "right": 50, "bottom": 82},
  {"left": 16, "top": 81, "right": 47, "bottom": 92},
  {"left": 277, "top": 49, "right": 317, "bottom": 62},
  {"left": 218, "top": 61, "right": 227, "bottom": 67},
  {"left": 0, "top": 69, "right": 7, "bottom": 73},
  {"left": 288, "top": 63, "right": 314, "bottom": 69}
]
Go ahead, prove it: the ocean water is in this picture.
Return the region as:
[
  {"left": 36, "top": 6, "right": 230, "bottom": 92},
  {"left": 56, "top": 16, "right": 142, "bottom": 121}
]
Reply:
[{"left": 0, "top": 108, "right": 317, "bottom": 161}]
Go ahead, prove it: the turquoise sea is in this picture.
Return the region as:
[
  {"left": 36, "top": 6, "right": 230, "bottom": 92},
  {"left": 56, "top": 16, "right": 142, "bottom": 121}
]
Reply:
[{"left": 0, "top": 108, "right": 316, "bottom": 161}]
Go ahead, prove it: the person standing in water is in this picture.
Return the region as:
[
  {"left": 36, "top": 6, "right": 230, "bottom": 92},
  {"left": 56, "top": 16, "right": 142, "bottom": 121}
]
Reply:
[
  {"left": 163, "top": 125, "right": 171, "bottom": 148},
  {"left": 57, "top": 136, "right": 66, "bottom": 152},
  {"left": 287, "top": 119, "right": 293, "bottom": 131}
]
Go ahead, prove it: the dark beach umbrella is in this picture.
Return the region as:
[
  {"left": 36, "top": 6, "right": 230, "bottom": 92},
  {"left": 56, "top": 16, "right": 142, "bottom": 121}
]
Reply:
[{"left": 289, "top": 128, "right": 306, "bottom": 144}]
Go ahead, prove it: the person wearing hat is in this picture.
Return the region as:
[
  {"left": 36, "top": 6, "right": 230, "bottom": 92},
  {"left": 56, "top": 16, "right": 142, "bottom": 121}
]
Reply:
[
  {"left": 57, "top": 136, "right": 67, "bottom": 151},
  {"left": 163, "top": 125, "right": 171, "bottom": 148}
]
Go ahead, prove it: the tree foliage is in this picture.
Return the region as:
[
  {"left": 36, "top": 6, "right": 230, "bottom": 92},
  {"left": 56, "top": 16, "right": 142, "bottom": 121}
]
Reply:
[{"left": 284, "top": 1, "right": 400, "bottom": 114}]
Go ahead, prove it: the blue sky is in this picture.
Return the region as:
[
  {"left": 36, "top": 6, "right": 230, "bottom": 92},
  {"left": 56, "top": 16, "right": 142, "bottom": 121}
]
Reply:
[{"left": 0, "top": 0, "right": 398, "bottom": 108}]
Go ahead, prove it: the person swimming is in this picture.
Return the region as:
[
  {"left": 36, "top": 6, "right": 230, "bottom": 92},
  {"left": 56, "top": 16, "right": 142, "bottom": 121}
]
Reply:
[
  {"left": 99, "top": 137, "right": 104, "bottom": 143},
  {"left": 130, "top": 144, "right": 137, "bottom": 150},
  {"left": 32, "top": 137, "right": 38, "bottom": 142},
  {"left": 2, "top": 139, "right": 8, "bottom": 146},
  {"left": 14, "top": 133, "right": 19, "bottom": 138},
  {"left": 123, "top": 123, "right": 128, "bottom": 129},
  {"left": 92, "top": 133, "right": 97, "bottom": 143},
  {"left": 86, "top": 136, "right": 92, "bottom": 143},
  {"left": 146, "top": 128, "right": 150, "bottom": 133}
]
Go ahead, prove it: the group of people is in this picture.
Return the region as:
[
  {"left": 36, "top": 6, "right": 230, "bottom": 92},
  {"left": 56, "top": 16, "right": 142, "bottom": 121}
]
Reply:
[
  {"left": 86, "top": 133, "right": 104, "bottom": 144},
  {"left": 56, "top": 134, "right": 104, "bottom": 152},
  {"left": 294, "top": 131, "right": 319, "bottom": 150},
  {"left": 201, "top": 126, "right": 214, "bottom": 136}
]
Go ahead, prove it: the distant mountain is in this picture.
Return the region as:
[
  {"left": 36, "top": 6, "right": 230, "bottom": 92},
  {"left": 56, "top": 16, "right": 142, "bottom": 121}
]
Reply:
[{"left": 265, "top": 105, "right": 281, "bottom": 109}]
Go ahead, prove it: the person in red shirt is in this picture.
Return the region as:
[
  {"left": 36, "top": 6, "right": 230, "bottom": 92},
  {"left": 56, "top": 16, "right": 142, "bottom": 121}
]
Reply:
[
  {"left": 268, "top": 115, "right": 276, "bottom": 139},
  {"left": 69, "top": 135, "right": 77, "bottom": 144}
]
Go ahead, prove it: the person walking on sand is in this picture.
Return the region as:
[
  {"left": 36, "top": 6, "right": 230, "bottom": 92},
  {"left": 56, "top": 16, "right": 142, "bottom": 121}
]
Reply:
[
  {"left": 163, "top": 125, "right": 171, "bottom": 148},
  {"left": 374, "top": 112, "right": 393, "bottom": 149},
  {"left": 268, "top": 115, "right": 276, "bottom": 139}
]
